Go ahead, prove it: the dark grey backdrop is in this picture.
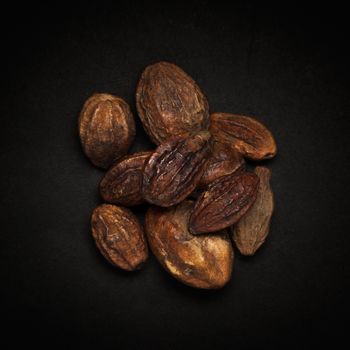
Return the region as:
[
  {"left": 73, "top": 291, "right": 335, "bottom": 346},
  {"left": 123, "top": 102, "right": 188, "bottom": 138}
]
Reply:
[{"left": 2, "top": 2, "right": 349, "bottom": 348}]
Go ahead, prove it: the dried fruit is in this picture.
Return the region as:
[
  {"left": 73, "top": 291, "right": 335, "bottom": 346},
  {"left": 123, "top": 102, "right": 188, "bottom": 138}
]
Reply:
[
  {"left": 232, "top": 166, "right": 274, "bottom": 255},
  {"left": 189, "top": 172, "right": 259, "bottom": 234},
  {"left": 142, "top": 131, "right": 212, "bottom": 207},
  {"left": 100, "top": 151, "right": 152, "bottom": 206},
  {"left": 136, "top": 61, "right": 209, "bottom": 145},
  {"left": 198, "top": 140, "right": 245, "bottom": 189},
  {"left": 210, "top": 113, "right": 277, "bottom": 160},
  {"left": 78, "top": 93, "right": 136, "bottom": 168},
  {"left": 91, "top": 204, "right": 148, "bottom": 271},
  {"left": 145, "top": 201, "right": 233, "bottom": 289}
]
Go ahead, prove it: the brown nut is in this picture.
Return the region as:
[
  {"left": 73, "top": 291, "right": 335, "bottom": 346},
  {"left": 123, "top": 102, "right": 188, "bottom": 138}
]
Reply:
[
  {"left": 100, "top": 151, "right": 152, "bottom": 206},
  {"left": 189, "top": 172, "right": 259, "bottom": 234},
  {"left": 136, "top": 61, "right": 209, "bottom": 145},
  {"left": 232, "top": 166, "right": 274, "bottom": 255},
  {"left": 142, "top": 131, "right": 213, "bottom": 207},
  {"left": 198, "top": 140, "right": 245, "bottom": 189},
  {"left": 78, "top": 93, "right": 136, "bottom": 168},
  {"left": 91, "top": 204, "right": 148, "bottom": 271},
  {"left": 210, "top": 113, "right": 277, "bottom": 160},
  {"left": 145, "top": 201, "right": 233, "bottom": 289}
]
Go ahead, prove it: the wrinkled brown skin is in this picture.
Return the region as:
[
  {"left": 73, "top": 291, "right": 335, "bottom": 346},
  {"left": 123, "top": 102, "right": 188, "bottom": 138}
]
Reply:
[
  {"left": 210, "top": 113, "right": 277, "bottom": 160},
  {"left": 142, "top": 131, "right": 213, "bottom": 207},
  {"left": 189, "top": 172, "right": 260, "bottom": 234},
  {"left": 145, "top": 201, "right": 233, "bottom": 289},
  {"left": 198, "top": 141, "right": 245, "bottom": 189},
  {"left": 78, "top": 93, "right": 136, "bottom": 168},
  {"left": 232, "top": 166, "right": 274, "bottom": 255},
  {"left": 91, "top": 204, "right": 148, "bottom": 271},
  {"left": 136, "top": 61, "right": 210, "bottom": 145},
  {"left": 100, "top": 151, "right": 152, "bottom": 206}
]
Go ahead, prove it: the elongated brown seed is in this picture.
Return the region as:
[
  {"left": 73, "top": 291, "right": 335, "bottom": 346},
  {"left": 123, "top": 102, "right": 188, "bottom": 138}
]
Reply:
[
  {"left": 142, "top": 131, "right": 213, "bottom": 207},
  {"left": 78, "top": 93, "right": 136, "bottom": 168},
  {"left": 210, "top": 113, "right": 277, "bottom": 160},
  {"left": 91, "top": 204, "right": 148, "bottom": 271},
  {"left": 145, "top": 201, "right": 233, "bottom": 289},
  {"left": 189, "top": 172, "right": 259, "bottom": 234},
  {"left": 232, "top": 166, "right": 274, "bottom": 255},
  {"left": 136, "top": 61, "right": 209, "bottom": 144},
  {"left": 100, "top": 151, "right": 152, "bottom": 206}
]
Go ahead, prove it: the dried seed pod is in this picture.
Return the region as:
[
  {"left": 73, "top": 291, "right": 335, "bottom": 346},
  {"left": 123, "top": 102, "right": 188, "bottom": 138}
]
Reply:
[
  {"left": 100, "top": 151, "right": 152, "bottom": 206},
  {"left": 136, "top": 61, "right": 209, "bottom": 145},
  {"left": 91, "top": 204, "right": 148, "bottom": 271},
  {"left": 232, "top": 166, "right": 274, "bottom": 255},
  {"left": 145, "top": 201, "right": 233, "bottom": 289},
  {"left": 198, "top": 140, "right": 245, "bottom": 189},
  {"left": 189, "top": 172, "right": 259, "bottom": 234},
  {"left": 142, "top": 131, "right": 212, "bottom": 207},
  {"left": 210, "top": 113, "right": 277, "bottom": 160},
  {"left": 78, "top": 93, "right": 136, "bottom": 168}
]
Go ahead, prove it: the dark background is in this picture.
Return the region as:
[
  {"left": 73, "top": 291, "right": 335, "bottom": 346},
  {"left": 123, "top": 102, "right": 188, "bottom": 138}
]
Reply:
[{"left": 2, "top": 2, "right": 349, "bottom": 348}]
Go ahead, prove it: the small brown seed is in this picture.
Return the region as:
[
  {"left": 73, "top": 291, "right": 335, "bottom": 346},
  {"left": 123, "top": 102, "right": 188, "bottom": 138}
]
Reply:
[
  {"left": 136, "top": 61, "right": 209, "bottom": 145},
  {"left": 145, "top": 201, "right": 233, "bottom": 289},
  {"left": 78, "top": 93, "right": 135, "bottom": 168},
  {"left": 232, "top": 166, "right": 274, "bottom": 256},
  {"left": 198, "top": 140, "right": 245, "bottom": 189},
  {"left": 189, "top": 172, "right": 260, "bottom": 234},
  {"left": 100, "top": 151, "right": 152, "bottom": 206},
  {"left": 91, "top": 204, "right": 148, "bottom": 271},
  {"left": 210, "top": 113, "right": 277, "bottom": 160},
  {"left": 142, "top": 131, "right": 213, "bottom": 207}
]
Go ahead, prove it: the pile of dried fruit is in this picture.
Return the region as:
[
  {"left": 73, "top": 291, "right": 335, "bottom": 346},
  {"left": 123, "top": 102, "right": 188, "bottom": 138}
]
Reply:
[{"left": 78, "top": 61, "right": 277, "bottom": 289}]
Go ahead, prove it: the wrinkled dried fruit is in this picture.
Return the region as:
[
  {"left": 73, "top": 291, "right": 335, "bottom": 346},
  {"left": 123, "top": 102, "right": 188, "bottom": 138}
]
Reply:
[
  {"left": 100, "top": 151, "right": 152, "bottom": 206},
  {"left": 189, "top": 172, "right": 259, "bottom": 234},
  {"left": 91, "top": 204, "right": 148, "bottom": 271},
  {"left": 79, "top": 93, "right": 136, "bottom": 168},
  {"left": 198, "top": 140, "right": 245, "bottom": 189},
  {"left": 136, "top": 61, "right": 209, "bottom": 145},
  {"left": 210, "top": 113, "right": 277, "bottom": 160},
  {"left": 142, "top": 131, "right": 212, "bottom": 207},
  {"left": 145, "top": 201, "right": 233, "bottom": 289},
  {"left": 232, "top": 166, "right": 274, "bottom": 255}
]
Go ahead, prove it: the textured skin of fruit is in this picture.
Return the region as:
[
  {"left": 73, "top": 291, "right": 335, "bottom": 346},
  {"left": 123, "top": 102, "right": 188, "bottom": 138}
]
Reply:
[
  {"left": 210, "top": 113, "right": 277, "bottom": 160},
  {"left": 189, "top": 172, "right": 260, "bottom": 234},
  {"left": 145, "top": 201, "right": 233, "bottom": 289},
  {"left": 79, "top": 93, "right": 135, "bottom": 168},
  {"left": 136, "top": 61, "right": 209, "bottom": 144},
  {"left": 91, "top": 204, "right": 148, "bottom": 271}
]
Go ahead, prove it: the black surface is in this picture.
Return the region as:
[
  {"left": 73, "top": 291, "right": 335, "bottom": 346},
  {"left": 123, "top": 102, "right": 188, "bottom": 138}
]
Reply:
[{"left": 2, "top": 2, "right": 349, "bottom": 348}]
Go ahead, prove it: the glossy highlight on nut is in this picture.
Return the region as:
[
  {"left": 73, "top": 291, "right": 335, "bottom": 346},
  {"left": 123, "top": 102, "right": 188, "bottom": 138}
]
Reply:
[
  {"left": 136, "top": 61, "right": 210, "bottom": 144},
  {"left": 145, "top": 201, "right": 233, "bottom": 289},
  {"left": 91, "top": 204, "right": 148, "bottom": 271},
  {"left": 78, "top": 93, "right": 136, "bottom": 168}
]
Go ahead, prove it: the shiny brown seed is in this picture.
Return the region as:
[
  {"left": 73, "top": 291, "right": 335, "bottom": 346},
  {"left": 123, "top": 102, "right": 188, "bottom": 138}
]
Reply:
[
  {"left": 189, "top": 172, "right": 259, "bottom": 234},
  {"left": 198, "top": 140, "right": 245, "bottom": 189},
  {"left": 100, "top": 151, "right": 152, "bottom": 206},
  {"left": 210, "top": 113, "right": 277, "bottom": 160},
  {"left": 145, "top": 201, "right": 233, "bottom": 289},
  {"left": 232, "top": 166, "right": 274, "bottom": 256},
  {"left": 91, "top": 204, "right": 148, "bottom": 271},
  {"left": 136, "top": 61, "right": 209, "bottom": 145},
  {"left": 78, "top": 93, "right": 136, "bottom": 168},
  {"left": 142, "top": 131, "right": 212, "bottom": 207}
]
